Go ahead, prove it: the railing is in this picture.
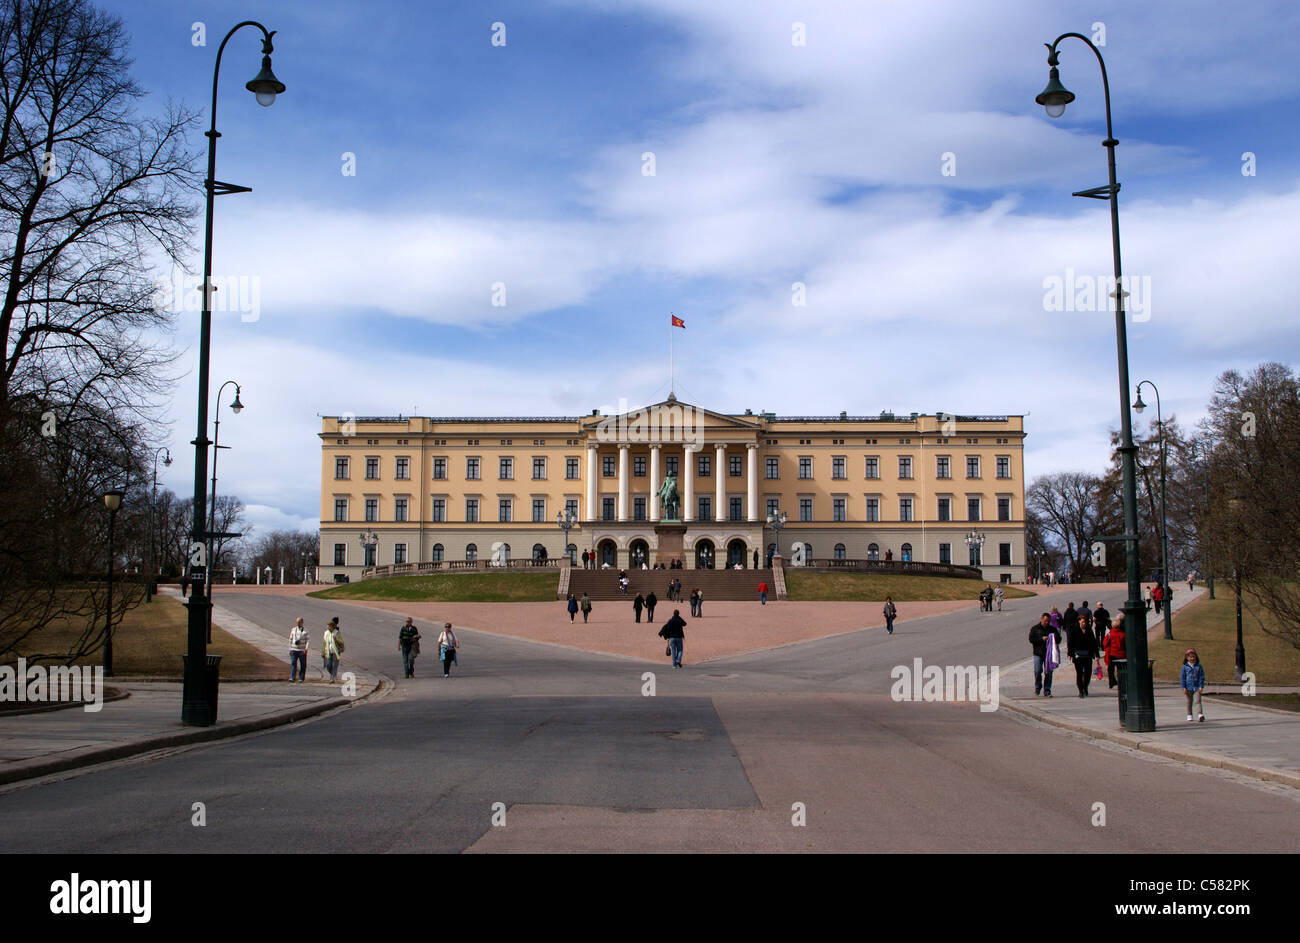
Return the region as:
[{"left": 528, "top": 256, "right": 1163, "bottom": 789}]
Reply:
[
  {"left": 360, "top": 557, "right": 564, "bottom": 579},
  {"left": 796, "top": 559, "right": 985, "bottom": 579}
]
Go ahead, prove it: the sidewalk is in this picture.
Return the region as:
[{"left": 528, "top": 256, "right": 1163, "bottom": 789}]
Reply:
[
  {"left": 999, "top": 588, "right": 1300, "bottom": 789},
  {"left": 0, "top": 592, "right": 386, "bottom": 787}
]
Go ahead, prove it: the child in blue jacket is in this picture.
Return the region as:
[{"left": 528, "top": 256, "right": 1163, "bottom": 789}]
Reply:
[{"left": 1181, "top": 649, "right": 1206, "bottom": 723}]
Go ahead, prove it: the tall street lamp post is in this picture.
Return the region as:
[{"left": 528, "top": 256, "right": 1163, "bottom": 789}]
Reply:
[
  {"left": 183, "top": 23, "right": 285, "bottom": 727},
  {"left": 359, "top": 530, "right": 379, "bottom": 574},
  {"left": 765, "top": 509, "right": 787, "bottom": 562},
  {"left": 103, "top": 489, "right": 125, "bottom": 676},
  {"left": 1134, "top": 381, "right": 1172, "bottom": 640},
  {"left": 206, "top": 381, "right": 243, "bottom": 641},
  {"left": 965, "top": 529, "right": 985, "bottom": 569},
  {"left": 146, "top": 447, "right": 171, "bottom": 603},
  {"left": 1036, "top": 32, "right": 1153, "bottom": 731}
]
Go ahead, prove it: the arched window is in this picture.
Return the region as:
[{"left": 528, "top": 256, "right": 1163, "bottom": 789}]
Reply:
[
  {"left": 432, "top": 543, "right": 444, "bottom": 562},
  {"left": 867, "top": 543, "right": 879, "bottom": 560},
  {"left": 901, "top": 543, "right": 913, "bottom": 562},
  {"left": 834, "top": 543, "right": 846, "bottom": 560},
  {"left": 465, "top": 543, "right": 477, "bottom": 562},
  {"left": 532, "top": 543, "right": 547, "bottom": 561}
]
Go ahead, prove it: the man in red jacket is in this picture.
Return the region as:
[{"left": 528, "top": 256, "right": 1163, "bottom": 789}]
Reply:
[{"left": 757, "top": 580, "right": 769, "bottom": 605}]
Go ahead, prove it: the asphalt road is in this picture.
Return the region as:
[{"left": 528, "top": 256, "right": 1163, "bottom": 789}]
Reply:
[{"left": 1, "top": 588, "right": 1295, "bottom": 853}]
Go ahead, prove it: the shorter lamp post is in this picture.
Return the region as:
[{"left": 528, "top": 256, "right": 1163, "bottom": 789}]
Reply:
[
  {"left": 556, "top": 507, "right": 577, "bottom": 565},
  {"left": 359, "top": 529, "right": 379, "bottom": 573},
  {"left": 1134, "top": 381, "right": 1173, "bottom": 640},
  {"left": 965, "top": 529, "right": 986, "bottom": 569},
  {"left": 766, "top": 509, "right": 787, "bottom": 562},
  {"left": 146, "top": 448, "right": 172, "bottom": 603},
  {"left": 1227, "top": 497, "right": 1247, "bottom": 682},
  {"left": 103, "top": 489, "right": 126, "bottom": 677}
]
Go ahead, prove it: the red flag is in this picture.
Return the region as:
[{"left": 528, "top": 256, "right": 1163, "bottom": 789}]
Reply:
[{"left": 671, "top": 315, "right": 685, "bottom": 328}]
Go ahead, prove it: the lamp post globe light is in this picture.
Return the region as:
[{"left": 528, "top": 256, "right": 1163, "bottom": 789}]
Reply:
[
  {"left": 145, "top": 447, "right": 172, "bottom": 604},
  {"left": 102, "top": 489, "right": 126, "bottom": 677},
  {"left": 765, "top": 509, "right": 787, "bottom": 560},
  {"left": 964, "top": 529, "right": 986, "bottom": 569},
  {"left": 359, "top": 530, "right": 379, "bottom": 572},
  {"left": 556, "top": 507, "right": 578, "bottom": 565},
  {"left": 1134, "top": 381, "right": 1173, "bottom": 641},
  {"left": 183, "top": 23, "right": 285, "bottom": 727},
  {"left": 1035, "top": 32, "right": 1153, "bottom": 732}
]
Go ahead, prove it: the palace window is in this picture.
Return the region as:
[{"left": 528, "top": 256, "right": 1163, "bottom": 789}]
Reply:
[
  {"left": 834, "top": 543, "right": 846, "bottom": 561},
  {"left": 901, "top": 543, "right": 912, "bottom": 562},
  {"left": 937, "top": 497, "right": 951, "bottom": 522},
  {"left": 898, "top": 457, "right": 912, "bottom": 479},
  {"left": 532, "top": 457, "right": 546, "bottom": 479},
  {"left": 832, "top": 497, "right": 846, "bottom": 521},
  {"left": 432, "top": 543, "right": 444, "bottom": 563},
  {"left": 996, "top": 456, "right": 1011, "bottom": 479},
  {"left": 899, "top": 498, "right": 913, "bottom": 522},
  {"left": 532, "top": 499, "right": 546, "bottom": 522},
  {"left": 566, "top": 458, "right": 580, "bottom": 479},
  {"left": 698, "top": 496, "right": 712, "bottom": 521},
  {"left": 364, "top": 499, "right": 378, "bottom": 522},
  {"left": 799, "top": 498, "right": 813, "bottom": 522},
  {"left": 602, "top": 497, "right": 615, "bottom": 521},
  {"left": 500, "top": 457, "right": 514, "bottom": 480},
  {"left": 634, "top": 496, "right": 647, "bottom": 521},
  {"left": 729, "top": 497, "right": 743, "bottom": 521},
  {"left": 939, "top": 543, "right": 952, "bottom": 564},
  {"left": 466, "top": 458, "right": 480, "bottom": 480},
  {"left": 335, "top": 457, "right": 349, "bottom": 479},
  {"left": 865, "top": 456, "right": 879, "bottom": 479},
  {"left": 666, "top": 456, "right": 679, "bottom": 477},
  {"left": 998, "top": 497, "right": 1011, "bottom": 521},
  {"left": 633, "top": 455, "right": 646, "bottom": 477},
  {"left": 999, "top": 543, "right": 1012, "bottom": 566},
  {"left": 936, "top": 456, "right": 950, "bottom": 479},
  {"left": 766, "top": 457, "right": 779, "bottom": 479},
  {"left": 432, "top": 457, "right": 447, "bottom": 480},
  {"left": 767, "top": 497, "right": 780, "bottom": 517},
  {"left": 365, "top": 457, "right": 380, "bottom": 479},
  {"left": 867, "top": 543, "right": 879, "bottom": 560},
  {"left": 333, "top": 543, "right": 346, "bottom": 566},
  {"left": 394, "top": 498, "right": 408, "bottom": 522},
  {"left": 334, "top": 499, "right": 348, "bottom": 522},
  {"left": 832, "top": 456, "right": 846, "bottom": 479},
  {"left": 465, "top": 498, "right": 479, "bottom": 523},
  {"left": 431, "top": 499, "right": 445, "bottom": 523},
  {"left": 729, "top": 455, "right": 743, "bottom": 477},
  {"left": 865, "top": 498, "right": 879, "bottom": 522},
  {"left": 465, "top": 543, "right": 477, "bottom": 562},
  {"left": 697, "top": 454, "right": 712, "bottom": 477},
  {"left": 966, "top": 456, "right": 980, "bottom": 478},
  {"left": 499, "top": 499, "right": 512, "bottom": 523},
  {"left": 394, "top": 543, "right": 407, "bottom": 565},
  {"left": 395, "top": 457, "right": 410, "bottom": 480},
  {"left": 968, "top": 497, "right": 981, "bottom": 521},
  {"left": 603, "top": 456, "right": 616, "bottom": 477},
  {"left": 798, "top": 456, "right": 813, "bottom": 479}
]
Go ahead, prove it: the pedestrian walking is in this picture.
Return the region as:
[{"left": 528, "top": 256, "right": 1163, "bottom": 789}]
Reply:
[
  {"left": 1187, "top": 571, "right": 1196, "bottom": 593},
  {"left": 658, "top": 608, "right": 687, "bottom": 668},
  {"left": 582, "top": 549, "right": 590, "bottom": 569},
  {"left": 633, "top": 592, "right": 645, "bottom": 623},
  {"left": 289, "top": 618, "right": 309, "bottom": 683},
  {"left": 1153, "top": 583, "right": 1164, "bottom": 614},
  {"left": 1029, "top": 613, "right": 1060, "bottom": 697},
  {"left": 1181, "top": 648, "right": 1205, "bottom": 722},
  {"left": 994, "top": 586, "right": 1004, "bottom": 611},
  {"left": 580, "top": 592, "right": 593, "bottom": 623},
  {"left": 1066, "top": 610, "right": 1098, "bottom": 697},
  {"left": 438, "top": 622, "right": 458, "bottom": 677},
  {"left": 753, "top": 549, "right": 759, "bottom": 569},
  {"left": 399, "top": 617, "right": 421, "bottom": 678},
  {"left": 1104, "top": 612, "right": 1126, "bottom": 689},
  {"left": 645, "top": 591, "right": 657, "bottom": 622},
  {"left": 322, "top": 617, "right": 342, "bottom": 682},
  {"left": 883, "top": 596, "right": 897, "bottom": 634},
  {"left": 566, "top": 593, "right": 579, "bottom": 622},
  {"left": 1062, "top": 602, "right": 1079, "bottom": 639},
  {"left": 758, "top": 580, "right": 769, "bottom": 605},
  {"left": 1143, "top": 585, "right": 1153, "bottom": 611}
]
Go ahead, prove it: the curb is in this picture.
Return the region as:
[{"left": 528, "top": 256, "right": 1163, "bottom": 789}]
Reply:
[
  {"left": 996, "top": 696, "right": 1300, "bottom": 790},
  {"left": 0, "top": 674, "right": 389, "bottom": 787}
]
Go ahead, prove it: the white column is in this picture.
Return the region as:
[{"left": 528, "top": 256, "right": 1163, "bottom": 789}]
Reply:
[
  {"left": 715, "top": 443, "right": 725, "bottom": 522},
  {"left": 617, "top": 444, "right": 629, "bottom": 522},
  {"left": 649, "top": 445, "right": 661, "bottom": 521},
  {"left": 683, "top": 447, "right": 696, "bottom": 521},
  {"left": 747, "top": 443, "right": 758, "bottom": 521},
  {"left": 585, "top": 445, "right": 598, "bottom": 522}
]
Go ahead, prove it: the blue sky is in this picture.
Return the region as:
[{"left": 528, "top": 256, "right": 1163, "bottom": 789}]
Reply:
[{"left": 106, "top": 0, "right": 1300, "bottom": 537}]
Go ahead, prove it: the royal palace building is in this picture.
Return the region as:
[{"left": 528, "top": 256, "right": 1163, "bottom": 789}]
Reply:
[{"left": 318, "top": 397, "right": 1027, "bottom": 582}]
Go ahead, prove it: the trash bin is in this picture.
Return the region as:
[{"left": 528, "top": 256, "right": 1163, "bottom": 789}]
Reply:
[{"left": 181, "top": 653, "right": 222, "bottom": 723}]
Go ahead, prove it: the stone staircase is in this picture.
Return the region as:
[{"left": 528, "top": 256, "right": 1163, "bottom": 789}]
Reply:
[{"left": 566, "top": 567, "right": 775, "bottom": 602}]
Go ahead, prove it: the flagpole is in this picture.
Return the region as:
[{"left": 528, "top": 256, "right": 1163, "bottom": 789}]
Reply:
[{"left": 669, "top": 312, "right": 674, "bottom": 396}]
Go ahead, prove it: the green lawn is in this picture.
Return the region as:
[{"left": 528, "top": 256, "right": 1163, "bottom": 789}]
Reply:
[
  {"left": 309, "top": 572, "right": 558, "bottom": 603},
  {"left": 1149, "top": 593, "right": 1300, "bottom": 685},
  {"left": 782, "top": 572, "right": 1036, "bottom": 603}
]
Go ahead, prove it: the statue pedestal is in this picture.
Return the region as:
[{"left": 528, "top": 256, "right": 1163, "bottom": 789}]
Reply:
[{"left": 654, "top": 523, "right": 686, "bottom": 566}]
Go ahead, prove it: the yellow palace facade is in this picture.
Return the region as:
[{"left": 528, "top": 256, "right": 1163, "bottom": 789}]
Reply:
[{"left": 318, "top": 397, "right": 1027, "bottom": 582}]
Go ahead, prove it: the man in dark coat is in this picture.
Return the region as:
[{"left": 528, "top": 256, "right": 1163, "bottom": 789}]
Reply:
[
  {"left": 1066, "top": 613, "right": 1099, "bottom": 697},
  {"left": 645, "top": 591, "right": 657, "bottom": 621},
  {"left": 658, "top": 609, "right": 687, "bottom": 668},
  {"left": 1028, "top": 613, "right": 1060, "bottom": 697}
]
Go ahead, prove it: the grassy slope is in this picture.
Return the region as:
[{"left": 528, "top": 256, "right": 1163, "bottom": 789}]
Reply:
[
  {"left": 1150, "top": 593, "right": 1300, "bottom": 685},
  {"left": 1, "top": 594, "right": 284, "bottom": 679},
  {"left": 309, "top": 572, "right": 559, "bottom": 603},
  {"left": 736, "top": 572, "right": 1033, "bottom": 603}
]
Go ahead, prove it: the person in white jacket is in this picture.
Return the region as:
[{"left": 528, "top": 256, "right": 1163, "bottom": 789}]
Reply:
[
  {"left": 289, "top": 618, "right": 310, "bottom": 682},
  {"left": 438, "top": 623, "right": 458, "bottom": 678}
]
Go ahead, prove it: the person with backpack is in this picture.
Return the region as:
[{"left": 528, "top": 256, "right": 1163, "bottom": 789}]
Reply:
[
  {"left": 321, "top": 617, "right": 343, "bottom": 682},
  {"left": 658, "top": 609, "right": 687, "bottom": 668},
  {"left": 579, "top": 592, "right": 593, "bottom": 623},
  {"left": 883, "top": 596, "right": 897, "bottom": 635}
]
